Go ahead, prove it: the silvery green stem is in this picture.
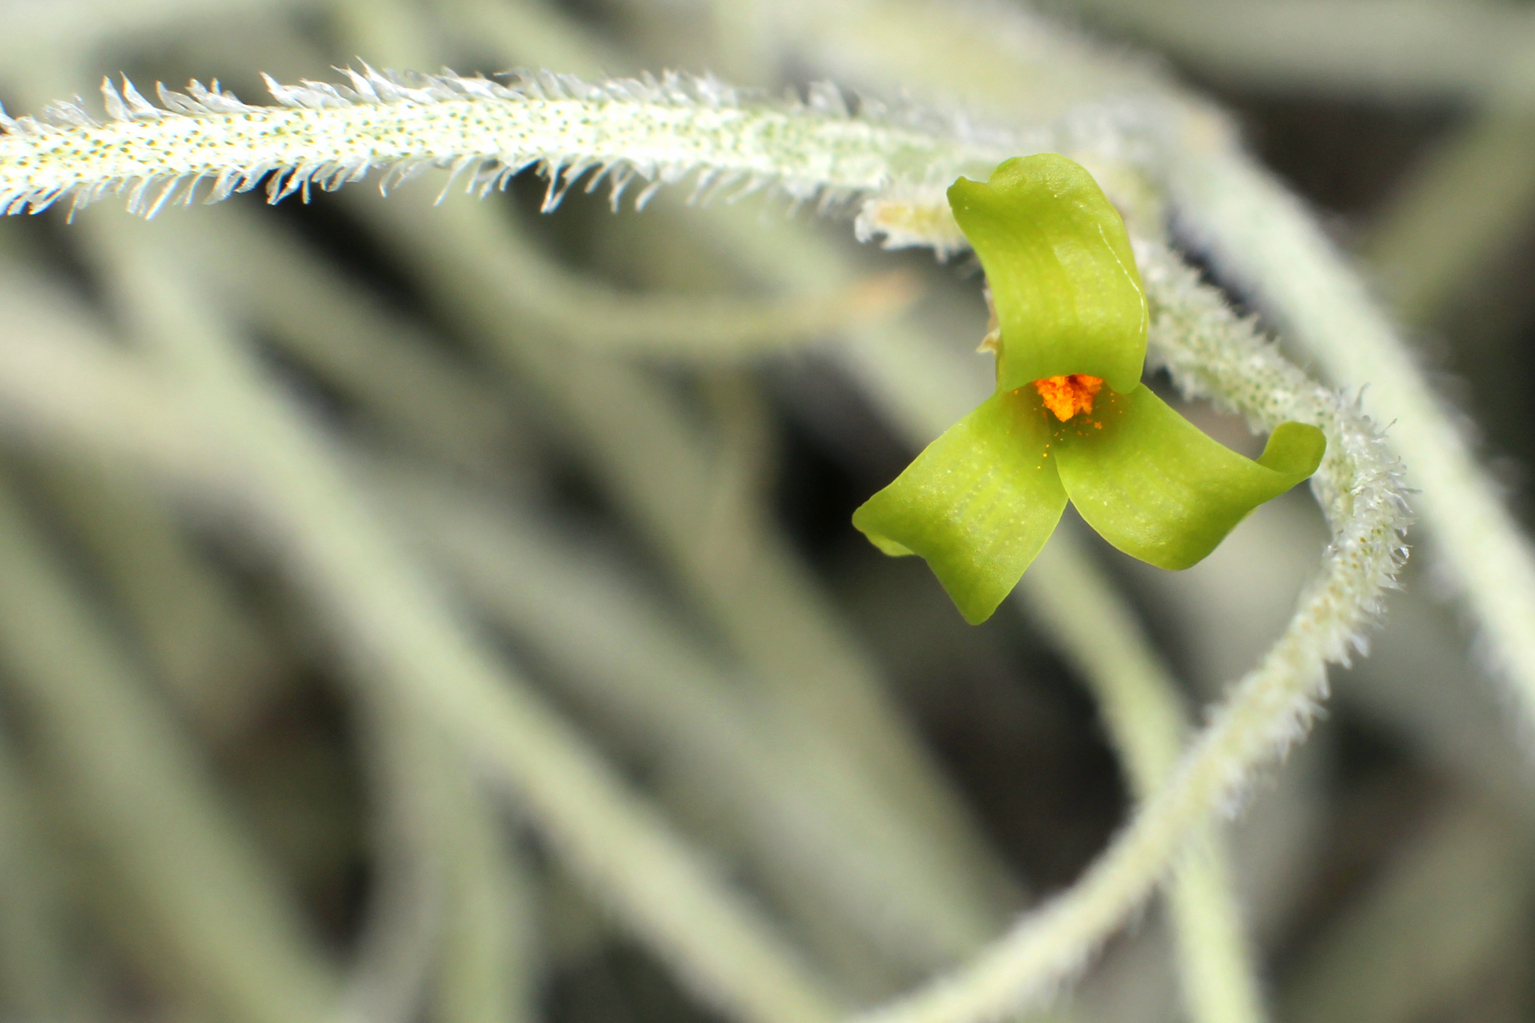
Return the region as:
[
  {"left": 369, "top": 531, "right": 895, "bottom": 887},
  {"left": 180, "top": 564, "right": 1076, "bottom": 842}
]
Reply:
[
  {"left": 844, "top": 240, "right": 1407, "bottom": 1023},
  {"left": 0, "top": 68, "right": 1012, "bottom": 219},
  {"left": 1018, "top": 538, "right": 1268, "bottom": 1023},
  {"left": 1165, "top": 146, "right": 1535, "bottom": 739}
]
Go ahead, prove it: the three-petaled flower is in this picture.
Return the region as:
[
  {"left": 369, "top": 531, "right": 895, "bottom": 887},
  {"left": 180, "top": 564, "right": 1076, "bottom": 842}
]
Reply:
[{"left": 853, "top": 154, "right": 1326, "bottom": 624}]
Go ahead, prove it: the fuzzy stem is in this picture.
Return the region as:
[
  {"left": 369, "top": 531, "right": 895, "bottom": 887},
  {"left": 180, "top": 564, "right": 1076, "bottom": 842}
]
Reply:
[
  {"left": 712, "top": 199, "right": 1293, "bottom": 1023},
  {"left": 0, "top": 69, "right": 1010, "bottom": 218},
  {"left": 1019, "top": 539, "right": 1267, "bottom": 1023},
  {"left": 842, "top": 239, "right": 1406, "bottom": 1023},
  {"left": 321, "top": 13, "right": 1025, "bottom": 943},
  {"left": 1165, "top": 145, "right": 1535, "bottom": 742},
  {"left": 834, "top": 309, "right": 1273, "bottom": 1023}
]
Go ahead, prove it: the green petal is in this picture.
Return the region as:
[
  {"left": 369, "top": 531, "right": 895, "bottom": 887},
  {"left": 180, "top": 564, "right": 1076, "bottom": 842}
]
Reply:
[
  {"left": 852, "top": 388, "right": 1068, "bottom": 624},
  {"left": 1053, "top": 385, "right": 1325, "bottom": 570},
  {"left": 948, "top": 154, "right": 1148, "bottom": 395}
]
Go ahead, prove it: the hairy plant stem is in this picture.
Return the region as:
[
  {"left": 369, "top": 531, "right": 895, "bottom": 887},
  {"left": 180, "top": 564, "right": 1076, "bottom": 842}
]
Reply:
[
  {"left": 1164, "top": 145, "right": 1535, "bottom": 738},
  {"left": 699, "top": 201, "right": 1274, "bottom": 1023},
  {"left": 824, "top": 238, "right": 1407, "bottom": 1023},
  {"left": 0, "top": 66, "right": 1010, "bottom": 219},
  {"left": 329, "top": 9, "right": 1024, "bottom": 949},
  {"left": 0, "top": 11, "right": 1430, "bottom": 1018},
  {"left": 1018, "top": 542, "right": 1267, "bottom": 1023}
]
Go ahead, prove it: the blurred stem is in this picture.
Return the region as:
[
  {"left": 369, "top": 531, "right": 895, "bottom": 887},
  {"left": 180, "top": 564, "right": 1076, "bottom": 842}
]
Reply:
[
  {"left": 371, "top": 185, "right": 919, "bottom": 359},
  {"left": 344, "top": 697, "right": 449, "bottom": 1023},
  {"left": 33, "top": 450, "right": 280, "bottom": 741},
  {"left": 349, "top": 689, "right": 540, "bottom": 1023},
  {"left": 3, "top": 193, "right": 943, "bottom": 991},
  {"left": 1019, "top": 539, "right": 1267, "bottom": 1023},
  {"left": 349, "top": 182, "right": 1016, "bottom": 955},
  {"left": 1040, "top": 0, "right": 1535, "bottom": 106},
  {"left": 698, "top": 369, "right": 779, "bottom": 595},
  {"left": 147, "top": 205, "right": 524, "bottom": 479},
  {"left": 709, "top": 0, "right": 775, "bottom": 88},
  {"left": 0, "top": 471, "right": 339, "bottom": 1023},
  {"left": 757, "top": 0, "right": 1155, "bottom": 127},
  {"left": 429, "top": 775, "right": 539, "bottom": 1023},
  {"left": 380, "top": 463, "right": 937, "bottom": 991},
  {"left": 1283, "top": 797, "right": 1535, "bottom": 1023},
  {"left": 0, "top": 267, "right": 223, "bottom": 488},
  {"left": 428, "top": 0, "right": 627, "bottom": 78},
  {"left": 0, "top": 0, "right": 322, "bottom": 73},
  {"left": 1362, "top": 106, "right": 1535, "bottom": 328},
  {"left": 0, "top": 721, "right": 85, "bottom": 1023},
  {"left": 80, "top": 210, "right": 842, "bottom": 1023},
  {"left": 1166, "top": 138, "right": 1535, "bottom": 750}
]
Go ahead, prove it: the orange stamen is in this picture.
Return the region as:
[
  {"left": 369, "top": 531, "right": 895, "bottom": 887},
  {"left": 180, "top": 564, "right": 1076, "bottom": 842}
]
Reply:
[{"left": 1032, "top": 374, "right": 1103, "bottom": 421}]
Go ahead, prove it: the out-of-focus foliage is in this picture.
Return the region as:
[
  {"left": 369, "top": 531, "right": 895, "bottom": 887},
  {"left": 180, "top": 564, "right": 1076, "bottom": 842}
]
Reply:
[{"left": 0, "top": 3, "right": 1527, "bottom": 1023}]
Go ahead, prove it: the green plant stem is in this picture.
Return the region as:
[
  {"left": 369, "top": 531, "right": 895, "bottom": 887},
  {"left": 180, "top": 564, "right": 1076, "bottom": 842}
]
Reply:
[
  {"left": 5, "top": 175, "right": 985, "bottom": 993},
  {"left": 32, "top": 451, "right": 281, "bottom": 741},
  {"left": 146, "top": 205, "right": 525, "bottom": 478},
  {"left": 0, "top": 0, "right": 323, "bottom": 73},
  {"left": 700, "top": 199, "right": 1271, "bottom": 1023},
  {"left": 1283, "top": 797, "right": 1535, "bottom": 1023},
  {"left": 1165, "top": 142, "right": 1535, "bottom": 743},
  {"left": 1340, "top": 583, "right": 1535, "bottom": 825},
  {"left": 1018, "top": 541, "right": 1266, "bottom": 1023},
  {"left": 1362, "top": 107, "right": 1535, "bottom": 328},
  {"left": 81, "top": 209, "right": 843, "bottom": 1023},
  {"left": 428, "top": 0, "right": 627, "bottom": 80},
  {"left": 388, "top": 205, "right": 919, "bottom": 358},
  {"left": 344, "top": 696, "right": 451, "bottom": 1023},
  {"left": 381, "top": 463, "right": 938, "bottom": 991},
  {"left": 0, "top": 723, "right": 85, "bottom": 1023},
  {"left": 1041, "top": 0, "right": 1535, "bottom": 105},
  {"left": 0, "top": 471, "right": 339, "bottom": 1023},
  {"left": 427, "top": 757, "right": 540, "bottom": 1023},
  {"left": 0, "top": 266, "right": 222, "bottom": 486},
  {"left": 348, "top": 689, "right": 541, "bottom": 1023},
  {"left": 0, "top": 63, "right": 1011, "bottom": 221},
  {"left": 346, "top": 181, "right": 1018, "bottom": 959}
]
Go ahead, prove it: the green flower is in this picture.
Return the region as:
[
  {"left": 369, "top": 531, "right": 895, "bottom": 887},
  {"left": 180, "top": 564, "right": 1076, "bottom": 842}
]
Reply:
[{"left": 853, "top": 154, "right": 1326, "bottom": 624}]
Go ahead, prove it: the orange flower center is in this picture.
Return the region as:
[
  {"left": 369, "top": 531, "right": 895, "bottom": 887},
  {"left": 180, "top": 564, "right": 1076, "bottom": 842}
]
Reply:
[{"left": 1033, "top": 374, "right": 1103, "bottom": 421}]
